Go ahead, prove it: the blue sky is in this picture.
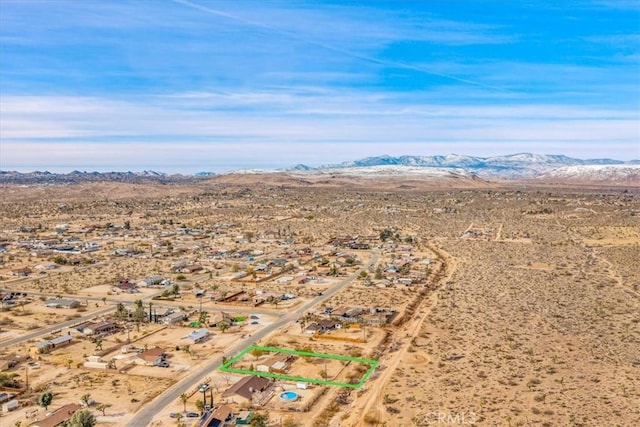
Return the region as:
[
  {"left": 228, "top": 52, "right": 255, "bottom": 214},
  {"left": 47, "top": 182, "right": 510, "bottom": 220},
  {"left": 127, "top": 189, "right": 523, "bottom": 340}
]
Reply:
[{"left": 1, "top": 0, "right": 638, "bottom": 173}]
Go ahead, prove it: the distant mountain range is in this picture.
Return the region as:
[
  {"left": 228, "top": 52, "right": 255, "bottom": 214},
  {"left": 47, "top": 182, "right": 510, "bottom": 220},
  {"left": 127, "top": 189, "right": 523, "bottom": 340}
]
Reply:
[
  {"left": 298, "top": 153, "right": 639, "bottom": 179},
  {"left": 0, "top": 169, "right": 197, "bottom": 184},
  {"left": 1, "top": 153, "right": 638, "bottom": 184}
]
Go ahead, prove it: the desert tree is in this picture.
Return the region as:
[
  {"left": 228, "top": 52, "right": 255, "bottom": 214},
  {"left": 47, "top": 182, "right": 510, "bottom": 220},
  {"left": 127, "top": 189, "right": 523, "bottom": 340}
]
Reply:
[
  {"left": 96, "top": 403, "right": 111, "bottom": 416},
  {"left": 249, "top": 412, "right": 270, "bottom": 427},
  {"left": 195, "top": 399, "right": 204, "bottom": 415},
  {"left": 38, "top": 390, "right": 53, "bottom": 410},
  {"left": 80, "top": 393, "right": 92, "bottom": 407},
  {"left": 68, "top": 409, "right": 96, "bottom": 427},
  {"left": 218, "top": 321, "right": 230, "bottom": 334}
]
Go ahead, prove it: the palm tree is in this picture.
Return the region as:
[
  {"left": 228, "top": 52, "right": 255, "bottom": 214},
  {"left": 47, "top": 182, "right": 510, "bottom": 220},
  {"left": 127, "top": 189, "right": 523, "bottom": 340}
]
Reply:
[
  {"left": 133, "top": 299, "right": 145, "bottom": 331},
  {"left": 179, "top": 393, "right": 188, "bottom": 413}
]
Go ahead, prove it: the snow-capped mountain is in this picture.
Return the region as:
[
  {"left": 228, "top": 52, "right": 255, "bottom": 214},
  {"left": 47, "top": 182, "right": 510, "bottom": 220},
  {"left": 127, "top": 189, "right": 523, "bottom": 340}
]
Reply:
[
  {"left": 299, "top": 153, "right": 633, "bottom": 179},
  {"left": 536, "top": 165, "right": 640, "bottom": 183},
  {"left": 292, "top": 165, "right": 476, "bottom": 178}
]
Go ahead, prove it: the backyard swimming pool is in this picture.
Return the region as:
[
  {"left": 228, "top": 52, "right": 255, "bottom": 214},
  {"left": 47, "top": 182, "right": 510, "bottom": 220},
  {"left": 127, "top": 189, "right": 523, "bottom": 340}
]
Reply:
[{"left": 280, "top": 391, "right": 299, "bottom": 401}]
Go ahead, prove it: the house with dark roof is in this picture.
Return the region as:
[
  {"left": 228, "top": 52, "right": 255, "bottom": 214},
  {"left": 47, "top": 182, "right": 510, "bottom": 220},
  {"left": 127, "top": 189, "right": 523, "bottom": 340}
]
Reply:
[
  {"left": 200, "top": 405, "right": 233, "bottom": 427},
  {"left": 222, "top": 376, "right": 272, "bottom": 404},
  {"left": 83, "top": 321, "right": 118, "bottom": 336},
  {"left": 135, "top": 347, "right": 167, "bottom": 366}
]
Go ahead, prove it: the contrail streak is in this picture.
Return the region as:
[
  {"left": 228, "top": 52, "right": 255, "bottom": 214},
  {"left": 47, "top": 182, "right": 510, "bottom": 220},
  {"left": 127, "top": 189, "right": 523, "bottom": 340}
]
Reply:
[{"left": 170, "top": 0, "right": 506, "bottom": 91}]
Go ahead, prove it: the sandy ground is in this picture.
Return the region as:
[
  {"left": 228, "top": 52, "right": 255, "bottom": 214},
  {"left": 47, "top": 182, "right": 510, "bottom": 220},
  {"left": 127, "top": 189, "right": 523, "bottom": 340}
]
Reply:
[{"left": 1, "top": 181, "right": 638, "bottom": 427}]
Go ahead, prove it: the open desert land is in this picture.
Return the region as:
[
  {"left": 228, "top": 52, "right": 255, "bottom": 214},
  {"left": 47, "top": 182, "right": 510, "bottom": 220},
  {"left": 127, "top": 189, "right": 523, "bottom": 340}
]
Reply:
[{"left": 0, "top": 177, "right": 638, "bottom": 427}]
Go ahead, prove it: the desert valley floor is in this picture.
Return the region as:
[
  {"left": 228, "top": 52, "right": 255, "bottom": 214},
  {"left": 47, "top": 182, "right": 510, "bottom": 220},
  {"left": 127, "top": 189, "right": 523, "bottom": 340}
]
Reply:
[{"left": 0, "top": 175, "right": 638, "bottom": 427}]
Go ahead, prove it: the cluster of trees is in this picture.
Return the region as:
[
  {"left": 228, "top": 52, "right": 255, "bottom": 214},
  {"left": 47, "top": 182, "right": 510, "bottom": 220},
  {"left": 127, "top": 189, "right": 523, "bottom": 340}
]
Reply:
[
  {"left": 37, "top": 391, "right": 101, "bottom": 426},
  {"left": 0, "top": 373, "right": 20, "bottom": 388}
]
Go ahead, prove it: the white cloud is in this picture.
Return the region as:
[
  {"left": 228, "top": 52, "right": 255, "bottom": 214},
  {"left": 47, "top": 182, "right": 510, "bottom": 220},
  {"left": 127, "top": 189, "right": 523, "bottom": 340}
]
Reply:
[{"left": 1, "top": 92, "right": 638, "bottom": 173}]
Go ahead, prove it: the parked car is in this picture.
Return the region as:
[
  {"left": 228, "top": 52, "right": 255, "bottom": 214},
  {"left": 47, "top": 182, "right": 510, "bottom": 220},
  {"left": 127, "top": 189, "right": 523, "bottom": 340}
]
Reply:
[
  {"left": 185, "top": 412, "right": 199, "bottom": 418},
  {"left": 198, "top": 383, "right": 210, "bottom": 393},
  {"left": 156, "top": 360, "right": 170, "bottom": 368}
]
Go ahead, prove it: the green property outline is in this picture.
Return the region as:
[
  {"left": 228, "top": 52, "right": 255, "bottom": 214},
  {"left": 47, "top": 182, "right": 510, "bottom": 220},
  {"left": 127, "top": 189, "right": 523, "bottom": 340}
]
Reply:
[{"left": 219, "top": 345, "right": 379, "bottom": 389}]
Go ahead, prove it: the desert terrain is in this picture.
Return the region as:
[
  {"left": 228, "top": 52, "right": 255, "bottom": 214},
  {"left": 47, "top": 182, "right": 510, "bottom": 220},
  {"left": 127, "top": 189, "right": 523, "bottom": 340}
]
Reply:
[{"left": 0, "top": 175, "right": 638, "bottom": 427}]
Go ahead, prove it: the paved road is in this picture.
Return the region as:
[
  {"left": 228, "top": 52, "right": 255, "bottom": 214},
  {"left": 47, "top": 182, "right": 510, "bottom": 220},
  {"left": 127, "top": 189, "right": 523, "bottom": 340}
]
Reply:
[
  {"left": 0, "top": 305, "right": 116, "bottom": 349},
  {"left": 127, "top": 251, "right": 378, "bottom": 426},
  {"left": 0, "top": 289, "right": 171, "bottom": 349}
]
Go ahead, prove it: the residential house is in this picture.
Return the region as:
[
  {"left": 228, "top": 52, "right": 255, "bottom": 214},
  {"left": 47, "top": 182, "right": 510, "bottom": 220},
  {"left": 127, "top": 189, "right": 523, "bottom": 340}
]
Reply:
[
  {"left": 181, "top": 264, "right": 203, "bottom": 273},
  {"left": 11, "top": 267, "right": 31, "bottom": 277},
  {"left": 348, "top": 242, "right": 370, "bottom": 250},
  {"left": 0, "top": 354, "right": 25, "bottom": 371},
  {"left": 30, "top": 403, "right": 80, "bottom": 427},
  {"left": 304, "top": 322, "right": 322, "bottom": 334},
  {"left": 84, "top": 355, "right": 109, "bottom": 370},
  {"left": 306, "top": 319, "right": 340, "bottom": 334},
  {"left": 83, "top": 321, "right": 118, "bottom": 336},
  {"left": 318, "top": 319, "right": 341, "bottom": 331},
  {"left": 254, "top": 263, "right": 269, "bottom": 273},
  {"left": 141, "top": 276, "right": 164, "bottom": 287},
  {"left": 162, "top": 311, "right": 187, "bottom": 325},
  {"left": 44, "top": 299, "right": 80, "bottom": 309},
  {"left": 115, "top": 279, "right": 138, "bottom": 293},
  {"left": 208, "top": 312, "right": 234, "bottom": 327},
  {"left": 222, "top": 376, "right": 272, "bottom": 404},
  {"left": 184, "top": 328, "right": 210, "bottom": 343},
  {"left": 30, "top": 335, "right": 73, "bottom": 355},
  {"left": 256, "top": 353, "right": 293, "bottom": 374},
  {"left": 200, "top": 405, "right": 233, "bottom": 427},
  {"left": 136, "top": 347, "right": 167, "bottom": 366},
  {"left": 114, "top": 248, "right": 132, "bottom": 256},
  {"left": 297, "top": 247, "right": 314, "bottom": 256},
  {"left": 292, "top": 274, "right": 309, "bottom": 285},
  {"left": 270, "top": 258, "right": 287, "bottom": 267},
  {"left": 34, "top": 262, "right": 57, "bottom": 271}
]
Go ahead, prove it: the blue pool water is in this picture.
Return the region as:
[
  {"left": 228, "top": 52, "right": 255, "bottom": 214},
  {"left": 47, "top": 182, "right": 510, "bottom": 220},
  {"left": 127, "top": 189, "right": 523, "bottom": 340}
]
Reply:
[{"left": 280, "top": 391, "right": 299, "bottom": 401}]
